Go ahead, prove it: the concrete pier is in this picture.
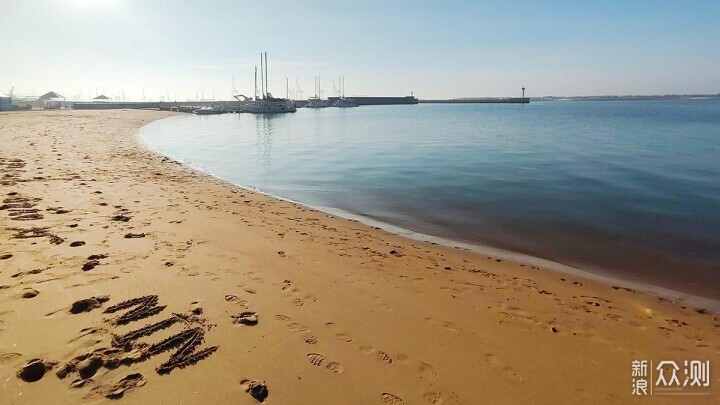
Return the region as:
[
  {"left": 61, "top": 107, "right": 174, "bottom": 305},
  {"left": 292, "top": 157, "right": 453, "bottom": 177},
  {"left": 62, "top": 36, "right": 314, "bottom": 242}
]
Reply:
[{"left": 419, "top": 98, "right": 530, "bottom": 104}]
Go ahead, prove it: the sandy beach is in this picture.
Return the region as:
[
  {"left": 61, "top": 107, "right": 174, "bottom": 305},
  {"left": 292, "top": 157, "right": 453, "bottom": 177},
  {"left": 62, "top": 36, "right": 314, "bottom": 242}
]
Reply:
[{"left": 0, "top": 109, "right": 718, "bottom": 404}]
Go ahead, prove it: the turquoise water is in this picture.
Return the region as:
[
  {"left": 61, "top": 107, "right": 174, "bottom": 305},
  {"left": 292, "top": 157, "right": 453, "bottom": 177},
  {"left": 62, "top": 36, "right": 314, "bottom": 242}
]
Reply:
[{"left": 141, "top": 100, "right": 720, "bottom": 298}]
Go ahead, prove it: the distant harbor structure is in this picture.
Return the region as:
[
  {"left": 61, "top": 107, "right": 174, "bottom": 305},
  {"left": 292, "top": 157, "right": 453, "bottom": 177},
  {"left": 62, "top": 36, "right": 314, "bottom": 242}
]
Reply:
[
  {"left": 418, "top": 97, "right": 529, "bottom": 104},
  {"left": 418, "top": 97, "right": 530, "bottom": 104},
  {"left": 327, "top": 96, "right": 418, "bottom": 105},
  {"left": 75, "top": 93, "right": 530, "bottom": 110},
  {"left": 0, "top": 93, "right": 11, "bottom": 111},
  {"left": 419, "top": 87, "right": 529, "bottom": 104}
]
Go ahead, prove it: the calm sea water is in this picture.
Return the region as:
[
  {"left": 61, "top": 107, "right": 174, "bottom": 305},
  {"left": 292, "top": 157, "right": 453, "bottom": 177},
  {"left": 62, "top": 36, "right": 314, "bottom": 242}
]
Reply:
[{"left": 141, "top": 100, "right": 720, "bottom": 298}]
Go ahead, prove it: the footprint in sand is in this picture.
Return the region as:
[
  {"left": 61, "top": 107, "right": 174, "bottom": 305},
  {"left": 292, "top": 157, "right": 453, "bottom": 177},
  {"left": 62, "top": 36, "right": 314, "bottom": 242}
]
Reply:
[
  {"left": 76, "top": 356, "right": 104, "bottom": 379},
  {"left": 307, "top": 353, "right": 326, "bottom": 367},
  {"left": 17, "top": 359, "right": 56, "bottom": 382},
  {"left": 240, "top": 379, "right": 269, "bottom": 402},
  {"left": 442, "top": 321, "right": 460, "bottom": 332},
  {"left": 224, "top": 295, "right": 249, "bottom": 308},
  {"left": 423, "top": 391, "right": 446, "bottom": 404},
  {"left": 82, "top": 254, "right": 108, "bottom": 271},
  {"left": 395, "top": 354, "right": 438, "bottom": 379},
  {"left": 274, "top": 313, "right": 304, "bottom": 333},
  {"left": 484, "top": 353, "right": 523, "bottom": 381},
  {"left": 69, "top": 296, "right": 110, "bottom": 314},
  {"left": 305, "top": 336, "right": 318, "bottom": 344},
  {"left": 111, "top": 214, "right": 131, "bottom": 222},
  {"left": 287, "top": 292, "right": 317, "bottom": 307},
  {"left": 376, "top": 351, "right": 393, "bottom": 365},
  {"left": 0, "top": 353, "right": 22, "bottom": 364},
  {"left": 307, "top": 353, "right": 344, "bottom": 373},
  {"left": 325, "top": 362, "right": 344, "bottom": 373},
  {"left": 381, "top": 393, "right": 406, "bottom": 405},
  {"left": 288, "top": 323, "right": 310, "bottom": 333},
  {"left": 283, "top": 283, "right": 317, "bottom": 307},
  {"left": 9, "top": 268, "right": 46, "bottom": 279},
  {"left": 22, "top": 288, "right": 39, "bottom": 299},
  {"left": 232, "top": 311, "right": 258, "bottom": 326},
  {"left": 324, "top": 322, "right": 353, "bottom": 343},
  {"left": 102, "top": 373, "right": 146, "bottom": 399},
  {"left": 189, "top": 302, "right": 203, "bottom": 315}
]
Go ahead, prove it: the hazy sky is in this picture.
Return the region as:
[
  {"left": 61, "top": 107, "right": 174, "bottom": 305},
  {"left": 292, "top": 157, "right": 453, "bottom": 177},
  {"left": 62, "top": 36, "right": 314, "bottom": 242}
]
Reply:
[{"left": 1, "top": 0, "right": 719, "bottom": 100}]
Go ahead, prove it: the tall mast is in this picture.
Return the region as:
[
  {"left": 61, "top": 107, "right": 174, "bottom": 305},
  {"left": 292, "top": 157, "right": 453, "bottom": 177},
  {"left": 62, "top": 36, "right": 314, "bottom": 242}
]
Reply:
[
  {"left": 260, "top": 52, "right": 265, "bottom": 99},
  {"left": 254, "top": 65, "right": 257, "bottom": 101},
  {"left": 286, "top": 77, "right": 289, "bottom": 99},
  {"left": 264, "top": 52, "right": 269, "bottom": 98}
]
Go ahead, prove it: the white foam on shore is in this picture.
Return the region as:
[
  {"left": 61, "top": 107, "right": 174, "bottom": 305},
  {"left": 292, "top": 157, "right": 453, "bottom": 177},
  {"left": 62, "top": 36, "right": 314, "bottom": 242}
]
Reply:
[{"left": 138, "top": 119, "right": 720, "bottom": 313}]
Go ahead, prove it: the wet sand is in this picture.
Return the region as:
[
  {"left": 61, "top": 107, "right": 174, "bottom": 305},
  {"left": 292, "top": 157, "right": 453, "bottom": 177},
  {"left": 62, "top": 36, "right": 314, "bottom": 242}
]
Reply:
[{"left": 0, "top": 109, "right": 718, "bottom": 404}]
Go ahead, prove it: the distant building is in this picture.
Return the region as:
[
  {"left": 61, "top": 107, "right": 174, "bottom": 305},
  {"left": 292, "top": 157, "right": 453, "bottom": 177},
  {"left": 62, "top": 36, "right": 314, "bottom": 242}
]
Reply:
[
  {"left": 93, "top": 95, "right": 111, "bottom": 102},
  {"left": 39, "top": 91, "right": 65, "bottom": 101},
  {"left": 40, "top": 91, "right": 66, "bottom": 109},
  {"left": 0, "top": 93, "right": 11, "bottom": 111}
]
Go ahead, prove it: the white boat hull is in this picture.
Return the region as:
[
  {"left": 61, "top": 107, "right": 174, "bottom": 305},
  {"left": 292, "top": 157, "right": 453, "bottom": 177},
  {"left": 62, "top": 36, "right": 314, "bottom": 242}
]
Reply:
[
  {"left": 242, "top": 101, "right": 297, "bottom": 114},
  {"left": 306, "top": 98, "right": 331, "bottom": 108},
  {"left": 332, "top": 98, "right": 359, "bottom": 107}
]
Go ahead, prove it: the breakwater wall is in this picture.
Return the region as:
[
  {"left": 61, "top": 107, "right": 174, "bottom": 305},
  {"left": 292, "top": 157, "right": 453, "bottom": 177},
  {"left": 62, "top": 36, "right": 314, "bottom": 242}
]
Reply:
[
  {"left": 419, "top": 98, "right": 530, "bottom": 104},
  {"left": 328, "top": 96, "right": 418, "bottom": 105}
]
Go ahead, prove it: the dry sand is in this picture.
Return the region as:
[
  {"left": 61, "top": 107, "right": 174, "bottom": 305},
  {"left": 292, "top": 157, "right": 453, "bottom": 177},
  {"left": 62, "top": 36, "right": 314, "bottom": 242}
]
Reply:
[{"left": 0, "top": 109, "right": 718, "bottom": 404}]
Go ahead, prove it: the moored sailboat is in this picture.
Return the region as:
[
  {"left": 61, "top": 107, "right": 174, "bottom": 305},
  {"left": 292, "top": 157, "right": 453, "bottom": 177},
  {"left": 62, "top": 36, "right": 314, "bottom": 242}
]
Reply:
[
  {"left": 240, "top": 52, "right": 296, "bottom": 114},
  {"left": 331, "top": 76, "right": 358, "bottom": 107},
  {"left": 306, "top": 76, "right": 330, "bottom": 108}
]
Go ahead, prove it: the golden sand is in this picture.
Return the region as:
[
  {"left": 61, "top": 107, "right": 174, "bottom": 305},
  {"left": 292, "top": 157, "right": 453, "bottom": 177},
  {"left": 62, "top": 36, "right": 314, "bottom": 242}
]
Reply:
[{"left": 0, "top": 110, "right": 718, "bottom": 404}]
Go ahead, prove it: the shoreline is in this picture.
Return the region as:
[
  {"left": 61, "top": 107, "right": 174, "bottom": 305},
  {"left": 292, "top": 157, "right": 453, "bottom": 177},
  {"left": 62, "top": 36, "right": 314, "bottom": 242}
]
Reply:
[
  {"left": 139, "top": 116, "right": 720, "bottom": 313},
  {"left": 1, "top": 110, "right": 718, "bottom": 404}
]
